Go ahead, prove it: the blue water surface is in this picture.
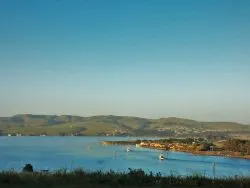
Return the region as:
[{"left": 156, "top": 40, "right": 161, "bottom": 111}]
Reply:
[{"left": 0, "top": 136, "right": 249, "bottom": 177}]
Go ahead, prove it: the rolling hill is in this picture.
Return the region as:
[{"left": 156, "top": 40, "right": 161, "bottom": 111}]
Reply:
[{"left": 0, "top": 114, "right": 249, "bottom": 136}]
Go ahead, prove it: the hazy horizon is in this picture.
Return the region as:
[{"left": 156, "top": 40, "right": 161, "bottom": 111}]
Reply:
[
  {"left": 1, "top": 113, "right": 249, "bottom": 125},
  {"left": 1, "top": 0, "right": 250, "bottom": 123}
]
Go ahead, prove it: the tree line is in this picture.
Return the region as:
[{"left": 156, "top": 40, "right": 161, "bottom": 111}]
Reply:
[{"left": 224, "top": 139, "right": 250, "bottom": 155}]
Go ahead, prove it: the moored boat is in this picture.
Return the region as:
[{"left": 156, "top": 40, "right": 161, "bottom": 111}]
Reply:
[
  {"left": 126, "top": 147, "right": 132, "bottom": 152},
  {"left": 159, "top": 153, "right": 164, "bottom": 160}
]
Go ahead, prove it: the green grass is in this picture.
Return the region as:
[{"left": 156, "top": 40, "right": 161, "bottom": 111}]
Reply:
[
  {"left": 0, "top": 169, "right": 249, "bottom": 188},
  {"left": 1, "top": 114, "right": 250, "bottom": 136}
]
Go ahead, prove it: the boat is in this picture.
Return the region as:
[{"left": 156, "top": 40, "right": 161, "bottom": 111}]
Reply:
[
  {"left": 126, "top": 147, "right": 132, "bottom": 152},
  {"left": 159, "top": 153, "right": 164, "bottom": 160}
]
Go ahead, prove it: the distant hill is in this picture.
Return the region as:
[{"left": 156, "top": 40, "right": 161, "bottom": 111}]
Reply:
[{"left": 0, "top": 114, "right": 249, "bottom": 136}]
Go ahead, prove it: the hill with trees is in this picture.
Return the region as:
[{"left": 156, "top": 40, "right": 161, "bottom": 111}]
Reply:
[{"left": 0, "top": 114, "right": 249, "bottom": 137}]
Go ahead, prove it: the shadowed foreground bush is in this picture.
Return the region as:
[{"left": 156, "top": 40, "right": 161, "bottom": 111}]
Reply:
[
  {"left": 0, "top": 168, "right": 249, "bottom": 188},
  {"left": 22, "top": 164, "right": 33, "bottom": 173}
]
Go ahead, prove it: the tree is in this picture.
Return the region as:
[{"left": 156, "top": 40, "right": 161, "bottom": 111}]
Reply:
[
  {"left": 199, "top": 142, "right": 213, "bottom": 151},
  {"left": 23, "top": 164, "right": 33, "bottom": 172}
]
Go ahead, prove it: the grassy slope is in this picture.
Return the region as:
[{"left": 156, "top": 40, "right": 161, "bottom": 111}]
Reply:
[
  {"left": 201, "top": 122, "right": 249, "bottom": 131},
  {"left": 0, "top": 114, "right": 249, "bottom": 136}
]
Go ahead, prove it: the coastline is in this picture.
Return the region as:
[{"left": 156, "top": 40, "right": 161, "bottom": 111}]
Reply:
[{"left": 101, "top": 140, "right": 250, "bottom": 160}]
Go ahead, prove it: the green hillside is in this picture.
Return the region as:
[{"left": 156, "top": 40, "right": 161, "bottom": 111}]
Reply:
[{"left": 0, "top": 114, "right": 249, "bottom": 136}]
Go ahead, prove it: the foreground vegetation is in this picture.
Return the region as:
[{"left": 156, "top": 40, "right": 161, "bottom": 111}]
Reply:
[{"left": 1, "top": 168, "right": 250, "bottom": 188}]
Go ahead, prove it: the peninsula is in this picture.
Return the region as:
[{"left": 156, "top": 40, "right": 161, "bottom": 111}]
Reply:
[{"left": 101, "top": 138, "right": 250, "bottom": 160}]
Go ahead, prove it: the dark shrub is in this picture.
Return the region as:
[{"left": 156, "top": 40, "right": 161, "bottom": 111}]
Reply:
[{"left": 23, "top": 164, "right": 33, "bottom": 172}]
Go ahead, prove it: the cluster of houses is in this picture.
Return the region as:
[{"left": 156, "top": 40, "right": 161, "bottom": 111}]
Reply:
[
  {"left": 157, "top": 126, "right": 230, "bottom": 137},
  {"left": 8, "top": 133, "right": 22, "bottom": 136}
]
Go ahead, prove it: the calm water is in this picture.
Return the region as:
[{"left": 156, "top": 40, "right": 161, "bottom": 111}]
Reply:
[{"left": 0, "top": 136, "right": 250, "bottom": 177}]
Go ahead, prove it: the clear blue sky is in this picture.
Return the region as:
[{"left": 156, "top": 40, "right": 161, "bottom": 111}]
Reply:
[{"left": 0, "top": 0, "right": 250, "bottom": 123}]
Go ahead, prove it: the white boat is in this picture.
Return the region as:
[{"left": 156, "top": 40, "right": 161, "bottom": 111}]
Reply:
[
  {"left": 159, "top": 154, "right": 164, "bottom": 160},
  {"left": 126, "top": 147, "right": 131, "bottom": 152}
]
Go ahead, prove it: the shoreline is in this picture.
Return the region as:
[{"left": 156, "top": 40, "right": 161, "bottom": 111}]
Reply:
[
  {"left": 139, "top": 145, "right": 250, "bottom": 160},
  {"left": 101, "top": 140, "right": 250, "bottom": 160}
]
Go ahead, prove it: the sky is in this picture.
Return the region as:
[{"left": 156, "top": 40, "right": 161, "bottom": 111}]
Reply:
[{"left": 0, "top": 0, "right": 250, "bottom": 123}]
